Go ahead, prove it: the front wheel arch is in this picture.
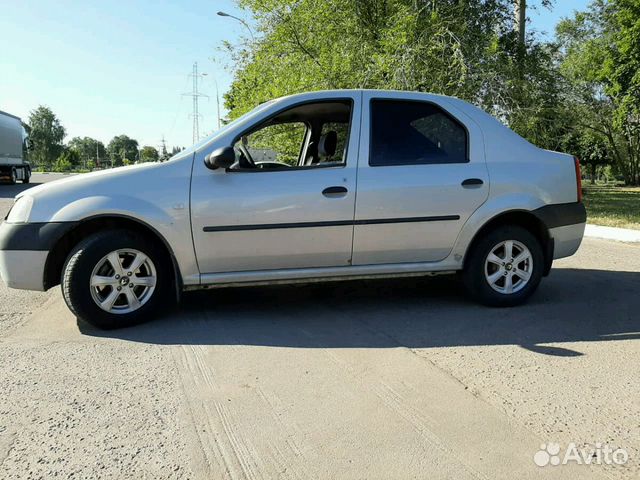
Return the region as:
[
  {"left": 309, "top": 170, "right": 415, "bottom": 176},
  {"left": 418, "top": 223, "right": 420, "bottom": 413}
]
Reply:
[
  {"left": 44, "top": 215, "right": 181, "bottom": 301},
  {"left": 62, "top": 229, "right": 172, "bottom": 328}
]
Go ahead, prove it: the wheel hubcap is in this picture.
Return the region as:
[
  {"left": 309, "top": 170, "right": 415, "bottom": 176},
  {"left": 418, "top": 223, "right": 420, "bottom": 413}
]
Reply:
[
  {"left": 89, "top": 249, "right": 157, "bottom": 314},
  {"left": 484, "top": 240, "right": 533, "bottom": 294}
]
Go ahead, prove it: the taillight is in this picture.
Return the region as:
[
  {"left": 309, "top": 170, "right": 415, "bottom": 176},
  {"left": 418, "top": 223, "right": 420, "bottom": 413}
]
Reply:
[{"left": 574, "top": 157, "right": 583, "bottom": 202}]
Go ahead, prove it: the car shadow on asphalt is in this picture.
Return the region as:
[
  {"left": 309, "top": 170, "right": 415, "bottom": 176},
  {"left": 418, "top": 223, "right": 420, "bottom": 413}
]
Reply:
[
  {"left": 80, "top": 268, "right": 640, "bottom": 357},
  {"left": 0, "top": 182, "right": 42, "bottom": 199}
]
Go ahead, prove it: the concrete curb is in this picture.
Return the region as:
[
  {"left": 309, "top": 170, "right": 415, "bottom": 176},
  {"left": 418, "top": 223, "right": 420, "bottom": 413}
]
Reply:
[{"left": 584, "top": 224, "right": 640, "bottom": 243}]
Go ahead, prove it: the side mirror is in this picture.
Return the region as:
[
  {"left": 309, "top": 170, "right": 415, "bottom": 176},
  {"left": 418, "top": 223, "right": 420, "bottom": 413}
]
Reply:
[{"left": 204, "top": 146, "right": 235, "bottom": 170}]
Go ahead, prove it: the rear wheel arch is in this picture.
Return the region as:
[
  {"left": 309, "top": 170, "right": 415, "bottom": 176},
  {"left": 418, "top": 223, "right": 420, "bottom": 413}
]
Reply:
[
  {"left": 464, "top": 210, "right": 552, "bottom": 275},
  {"left": 44, "top": 215, "right": 182, "bottom": 297}
]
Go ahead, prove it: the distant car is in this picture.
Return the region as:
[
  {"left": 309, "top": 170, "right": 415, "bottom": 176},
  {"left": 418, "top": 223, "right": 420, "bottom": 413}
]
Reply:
[{"left": 0, "top": 90, "right": 586, "bottom": 329}]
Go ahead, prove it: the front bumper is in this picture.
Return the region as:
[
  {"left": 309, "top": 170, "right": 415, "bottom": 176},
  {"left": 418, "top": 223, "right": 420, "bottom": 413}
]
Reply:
[
  {"left": 0, "top": 221, "right": 77, "bottom": 291},
  {"left": 0, "top": 250, "right": 48, "bottom": 291}
]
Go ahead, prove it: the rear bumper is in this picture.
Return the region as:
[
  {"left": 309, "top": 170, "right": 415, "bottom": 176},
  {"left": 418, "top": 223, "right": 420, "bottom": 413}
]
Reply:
[
  {"left": 533, "top": 202, "right": 586, "bottom": 229},
  {"left": 549, "top": 222, "right": 586, "bottom": 259},
  {"left": 0, "top": 250, "right": 47, "bottom": 291},
  {"left": 533, "top": 202, "right": 586, "bottom": 260}
]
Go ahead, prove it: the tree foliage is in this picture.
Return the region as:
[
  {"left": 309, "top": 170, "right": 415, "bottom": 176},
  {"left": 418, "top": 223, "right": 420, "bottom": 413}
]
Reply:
[
  {"left": 107, "top": 135, "right": 139, "bottom": 166},
  {"left": 557, "top": 0, "right": 640, "bottom": 184},
  {"left": 53, "top": 148, "right": 80, "bottom": 172},
  {"left": 225, "top": 0, "right": 562, "bottom": 147},
  {"left": 69, "top": 136, "right": 107, "bottom": 168},
  {"left": 140, "top": 145, "right": 159, "bottom": 162},
  {"left": 222, "top": 0, "right": 640, "bottom": 184},
  {"left": 27, "top": 106, "right": 65, "bottom": 169}
]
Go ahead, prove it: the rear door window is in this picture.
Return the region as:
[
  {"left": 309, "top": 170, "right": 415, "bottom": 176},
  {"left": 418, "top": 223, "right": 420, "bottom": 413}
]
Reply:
[{"left": 369, "top": 100, "right": 468, "bottom": 166}]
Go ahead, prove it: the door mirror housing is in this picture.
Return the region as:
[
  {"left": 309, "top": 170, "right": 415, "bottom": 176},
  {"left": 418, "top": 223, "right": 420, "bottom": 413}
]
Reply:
[{"left": 205, "top": 146, "right": 235, "bottom": 170}]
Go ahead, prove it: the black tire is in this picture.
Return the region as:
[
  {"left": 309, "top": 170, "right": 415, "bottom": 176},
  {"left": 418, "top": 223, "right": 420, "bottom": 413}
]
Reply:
[
  {"left": 22, "top": 170, "right": 30, "bottom": 184},
  {"left": 61, "top": 230, "right": 173, "bottom": 329},
  {"left": 9, "top": 168, "right": 17, "bottom": 185},
  {"left": 462, "top": 225, "right": 544, "bottom": 307}
]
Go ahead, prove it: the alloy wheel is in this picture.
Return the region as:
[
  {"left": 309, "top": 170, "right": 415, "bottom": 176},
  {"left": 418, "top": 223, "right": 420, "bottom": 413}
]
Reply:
[
  {"left": 89, "top": 249, "right": 157, "bottom": 314},
  {"left": 484, "top": 240, "right": 533, "bottom": 294}
]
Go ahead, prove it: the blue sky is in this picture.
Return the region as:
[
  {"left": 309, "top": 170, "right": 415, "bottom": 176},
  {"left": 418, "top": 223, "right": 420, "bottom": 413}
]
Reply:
[{"left": 0, "top": 0, "right": 590, "bottom": 150}]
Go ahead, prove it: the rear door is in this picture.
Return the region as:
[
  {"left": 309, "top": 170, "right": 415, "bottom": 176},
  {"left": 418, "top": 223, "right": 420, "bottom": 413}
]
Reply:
[{"left": 352, "top": 92, "right": 489, "bottom": 265}]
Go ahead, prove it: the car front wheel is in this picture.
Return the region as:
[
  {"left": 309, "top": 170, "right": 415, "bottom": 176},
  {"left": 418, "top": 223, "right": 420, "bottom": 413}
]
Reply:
[
  {"left": 462, "top": 226, "right": 543, "bottom": 307},
  {"left": 62, "top": 230, "right": 172, "bottom": 329}
]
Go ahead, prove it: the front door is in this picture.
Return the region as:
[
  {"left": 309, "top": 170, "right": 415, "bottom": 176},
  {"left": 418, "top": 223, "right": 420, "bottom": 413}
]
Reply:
[
  {"left": 352, "top": 92, "right": 489, "bottom": 265},
  {"left": 190, "top": 94, "right": 361, "bottom": 274}
]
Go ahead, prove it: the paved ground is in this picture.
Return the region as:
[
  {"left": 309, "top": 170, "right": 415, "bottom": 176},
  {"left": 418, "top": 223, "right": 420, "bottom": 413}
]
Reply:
[
  {"left": 0, "top": 174, "right": 638, "bottom": 479},
  {"left": 0, "top": 175, "right": 59, "bottom": 334}
]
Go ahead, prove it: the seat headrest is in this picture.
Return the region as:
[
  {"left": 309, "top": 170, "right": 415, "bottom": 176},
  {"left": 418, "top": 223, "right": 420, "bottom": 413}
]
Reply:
[{"left": 318, "top": 131, "right": 337, "bottom": 158}]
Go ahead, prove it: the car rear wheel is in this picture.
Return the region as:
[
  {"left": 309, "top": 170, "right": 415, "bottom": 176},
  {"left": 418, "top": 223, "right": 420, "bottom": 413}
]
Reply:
[
  {"left": 62, "top": 230, "right": 172, "bottom": 329},
  {"left": 462, "top": 226, "right": 543, "bottom": 307}
]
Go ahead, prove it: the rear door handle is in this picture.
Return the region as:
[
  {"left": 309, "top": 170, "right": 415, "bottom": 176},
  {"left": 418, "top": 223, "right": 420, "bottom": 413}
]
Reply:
[
  {"left": 461, "top": 178, "right": 484, "bottom": 187},
  {"left": 322, "top": 186, "right": 348, "bottom": 197}
]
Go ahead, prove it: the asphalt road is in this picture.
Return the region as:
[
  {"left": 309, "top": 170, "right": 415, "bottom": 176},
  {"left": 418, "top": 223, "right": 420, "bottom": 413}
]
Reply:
[{"left": 0, "top": 173, "right": 638, "bottom": 479}]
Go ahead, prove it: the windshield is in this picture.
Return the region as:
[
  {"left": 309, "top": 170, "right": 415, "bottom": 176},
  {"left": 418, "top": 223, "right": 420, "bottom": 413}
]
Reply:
[{"left": 168, "top": 100, "right": 276, "bottom": 160}]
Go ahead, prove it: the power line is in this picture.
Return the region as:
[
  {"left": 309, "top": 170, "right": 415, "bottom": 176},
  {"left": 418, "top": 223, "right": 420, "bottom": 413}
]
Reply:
[
  {"left": 166, "top": 74, "right": 191, "bottom": 142},
  {"left": 214, "top": 77, "right": 221, "bottom": 130},
  {"left": 182, "top": 62, "right": 209, "bottom": 144}
]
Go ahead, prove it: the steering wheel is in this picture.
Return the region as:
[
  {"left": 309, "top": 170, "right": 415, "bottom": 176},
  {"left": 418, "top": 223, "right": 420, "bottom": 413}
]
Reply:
[{"left": 237, "top": 137, "right": 257, "bottom": 169}]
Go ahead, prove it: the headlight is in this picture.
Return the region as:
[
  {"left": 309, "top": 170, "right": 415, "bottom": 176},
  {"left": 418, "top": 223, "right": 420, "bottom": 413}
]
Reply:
[{"left": 6, "top": 196, "right": 34, "bottom": 223}]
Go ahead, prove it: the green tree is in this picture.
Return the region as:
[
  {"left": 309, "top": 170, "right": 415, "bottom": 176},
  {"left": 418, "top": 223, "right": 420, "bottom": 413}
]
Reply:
[
  {"left": 140, "top": 145, "right": 159, "bottom": 162},
  {"left": 225, "top": 0, "right": 564, "bottom": 149},
  {"left": 557, "top": 0, "right": 640, "bottom": 185},
  {"left": 53, "top": 148, "right": 80, "bottom": 172},
  {"left": 27, "top": 106, "right": 65, "bottom": 169},
  {"left": 605, "top": 0, "right": 640, "bottom": 184},
  {"left": 68, "top": 136, "right": 106, "bottom": 169},
  {"left": 565, "top": 132, "right": 612, "bottom": 184},
  {"left": 107, "top": 135, "right": 138, "bottom": 167}
]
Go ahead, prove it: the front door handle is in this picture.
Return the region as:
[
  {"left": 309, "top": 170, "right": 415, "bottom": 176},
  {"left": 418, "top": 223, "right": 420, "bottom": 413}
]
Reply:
[
  {"left": 322, "top": 186, "right": 348, "bottom": 197},
  {"left": 461, "top": 178, "right": 484, "bottom": 187}
]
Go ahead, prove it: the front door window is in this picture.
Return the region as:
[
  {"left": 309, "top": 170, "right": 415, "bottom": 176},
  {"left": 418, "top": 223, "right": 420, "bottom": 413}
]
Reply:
[{"left": 231, "top": 100, "right": 353, "bottom": 171}]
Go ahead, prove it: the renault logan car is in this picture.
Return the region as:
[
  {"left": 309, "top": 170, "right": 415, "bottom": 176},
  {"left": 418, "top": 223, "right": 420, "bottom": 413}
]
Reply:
[{"left": 0, "top": 90, "right": 586, "bottom": 329}]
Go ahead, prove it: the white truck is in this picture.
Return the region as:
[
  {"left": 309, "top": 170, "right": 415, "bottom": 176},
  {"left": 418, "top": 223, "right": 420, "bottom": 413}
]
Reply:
[{"left": 0, "top": 110, "right": 31, "bottom": 184}]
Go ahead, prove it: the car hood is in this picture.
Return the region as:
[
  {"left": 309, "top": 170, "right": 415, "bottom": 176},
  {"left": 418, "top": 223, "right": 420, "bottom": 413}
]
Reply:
[
  {"left": 17, "top": 156, "right": 196, "bottom": 224},
  {"left": 17, "top": 163, "right": 160, "bottom": 201}
]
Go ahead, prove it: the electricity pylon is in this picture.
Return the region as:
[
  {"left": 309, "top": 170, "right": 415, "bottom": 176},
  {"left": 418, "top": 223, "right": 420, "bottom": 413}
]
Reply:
[{"left": 182, "top": 62, "right": 209, "bottom": 145}]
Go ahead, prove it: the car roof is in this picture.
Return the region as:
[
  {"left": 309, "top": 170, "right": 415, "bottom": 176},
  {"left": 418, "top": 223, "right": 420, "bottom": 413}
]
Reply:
[
  {"left": 274, "top": 89, "right": 455, "bottom": 101},
  {"left": 272, "top": 89, "right": 483, "bottom": 120}
]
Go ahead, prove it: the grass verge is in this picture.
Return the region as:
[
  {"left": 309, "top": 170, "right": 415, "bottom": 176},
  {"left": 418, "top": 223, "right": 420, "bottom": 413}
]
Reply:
[{"left": 583, "top": 184, "right": 640, "bottom": 230}]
